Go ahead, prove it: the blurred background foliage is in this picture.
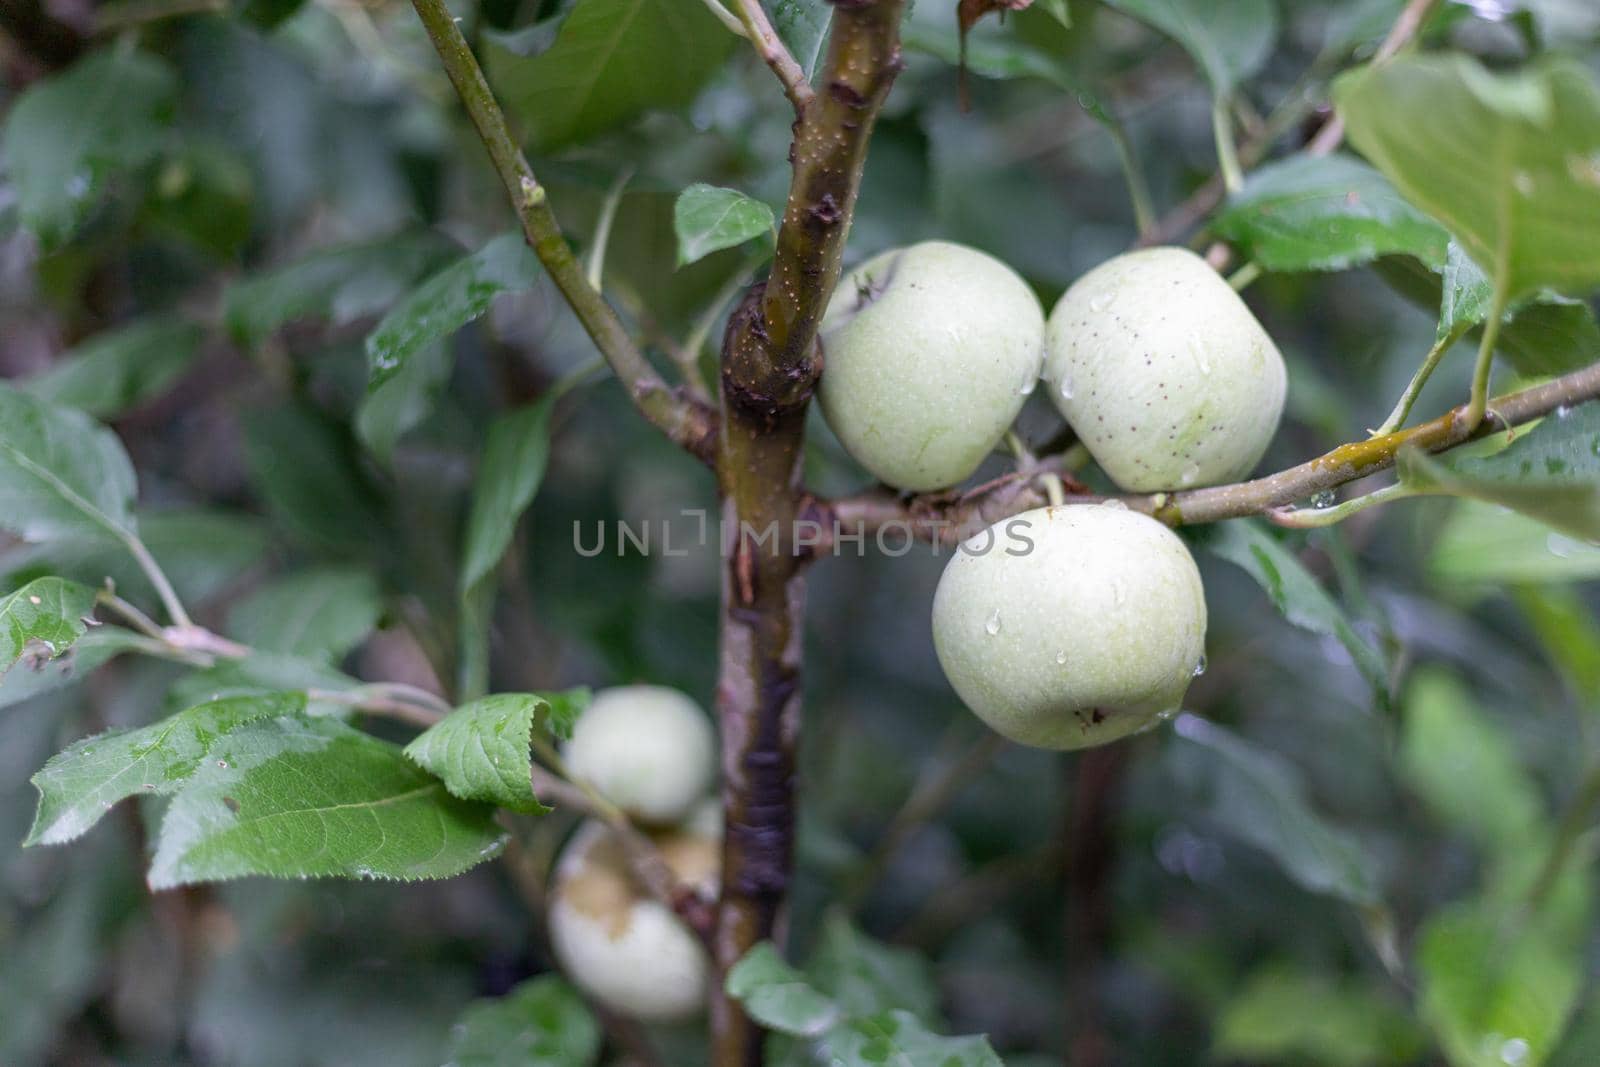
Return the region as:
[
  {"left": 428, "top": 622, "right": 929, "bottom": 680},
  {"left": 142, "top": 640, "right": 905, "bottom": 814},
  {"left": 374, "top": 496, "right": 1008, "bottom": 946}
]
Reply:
[{"left": 2, "top": 0, "right": 1600, "bottom": 1063}]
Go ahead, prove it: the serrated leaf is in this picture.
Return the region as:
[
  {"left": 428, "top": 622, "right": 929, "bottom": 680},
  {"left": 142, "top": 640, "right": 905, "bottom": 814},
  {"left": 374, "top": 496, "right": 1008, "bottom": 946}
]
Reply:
[
  {"left": 1103, "top": 0, "right": 1277, "bottom": 95},
  {"left": 404, "top": 690, "right": 589, "bottom": 814},
  {"left": 0, "top": 383, "right": 138, "bottom": 545},
  {"left": 22, "top": 317, "right": 206, "bottom": 418},
  {"left": 727, "top": 943, "right": 842, "bottom": 1038},
  {"left": 27, "top": 692, "right": 305, "bottom": 847},
  {"left": 1207, "top": 520, "right": 1389, "bottom": 698},
  {"left": 1212, "top": 154, "right": 1450, "bottom": 272},
  {"left": 1399, "top": 669, "right": 1544, "bottom": 854},
  {"left": 1430, "top": 500, "right": 1600, "bottom": 585},
  {"left": 1399, "top": 402, "right": 1600, "bottom": 543},
  {"left": 366, "top": 234, "right": 540, "bottom": 390},
  {"left": 227, "top": 567, "right": 382, "bottom": 662},
  {"left": 484, "top": 0, "right": 736, "bottom": 150},
  {"left": 674, "top": 184, "right": 775, "bottom": 268},
  {"left": 0, "top": 627, "right": 144, "bottom": 711},
  {"left": 1337, "top": 55, "right": 1600, "bottom": 305},
  {"left": 1419, "top": 896, "right": 1586, "bottom": 1067},
  {"left": 223, "top": 232, "right": 459, "bottom": 350},
  {"left": 446, "top": 976, "right": 601, "bottom": 1067},
  {"left": 0, "top": 577, "right": 95, "bottom": 676},
  {"left": 819, "top": 1010, "right": 1004, "bottom": 1067},
  {"left": 0, "top": 50, "right": 177, "bottom": 248},
  {"left": 1173, "top": 714, "right": 1381, "bottom": 905},
  {"left": 148, "top": 715, "right": 506, "bottom": 888}
]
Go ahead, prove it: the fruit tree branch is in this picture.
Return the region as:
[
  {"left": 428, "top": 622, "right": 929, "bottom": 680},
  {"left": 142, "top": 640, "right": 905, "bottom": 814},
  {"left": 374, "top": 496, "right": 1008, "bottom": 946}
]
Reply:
[
  {"left": 408, "top": 0, "right": 717, "bottom": 463},
  {"left": 820, "top": 360, "right": 1600, "bottom": 540},
  {"left": 735, "top": 0, "right": 814, "bottom": 113},
  {"left": 721, "top": 0, "right": 906, "bottom": 417},
  {"left": 712, "top": 3, "right": 905, "bottom": 1064}
]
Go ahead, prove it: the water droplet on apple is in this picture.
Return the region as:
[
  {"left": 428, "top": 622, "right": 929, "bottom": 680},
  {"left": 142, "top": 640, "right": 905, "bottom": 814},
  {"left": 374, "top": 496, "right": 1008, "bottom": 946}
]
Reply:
[{"left": 984, "top": 610, "right": 1002, "bottom": 636}]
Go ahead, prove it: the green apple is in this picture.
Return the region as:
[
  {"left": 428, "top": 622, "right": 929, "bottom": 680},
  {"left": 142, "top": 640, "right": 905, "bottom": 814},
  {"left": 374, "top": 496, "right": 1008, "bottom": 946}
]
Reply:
[
  {"left": 1044, "top": 246, "right": 1286, "bottom": 492},
  {"left": 932, "top": 504, "right": 1207, "bottom": 749},
  {"left": 819, "top": 240, "right": 1046, "bottom": 492},
  {"left": 563, "top": 686, "right": 715, "bottom": 825},
  {"left": 547, "top": 807, "right": 719, "bottom": 1022}
]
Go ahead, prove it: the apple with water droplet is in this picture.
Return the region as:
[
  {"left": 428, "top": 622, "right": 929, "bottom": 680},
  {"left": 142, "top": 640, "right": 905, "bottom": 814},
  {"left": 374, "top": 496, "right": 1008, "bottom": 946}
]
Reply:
[
  {"left": 819, "top": 240, "right": 1045, "bottom": 492},
  {"left": 931, "top": 504, "right": 1207, "bottom": 749},
  {"left": 1044, "top": 247, "right": 1287, "bottom": 492}
]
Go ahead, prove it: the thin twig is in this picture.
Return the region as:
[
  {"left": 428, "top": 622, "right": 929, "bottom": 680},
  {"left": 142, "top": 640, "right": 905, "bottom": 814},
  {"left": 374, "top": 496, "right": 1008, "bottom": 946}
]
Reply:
[
  {"left": 407, "top": 0, "right": 717, "bottom": 463},
  {"left": 527, "top": 736, "right": 716, "bottom": 944},
  {"left": 1303, "top": 0, "right": 1439, "bottom": 157},
  {"left": 734, "top": 0, "right": 814, "bottom": 112},
  {"left": 822, "top": 360, "right": 1600, "bottom": 539}
]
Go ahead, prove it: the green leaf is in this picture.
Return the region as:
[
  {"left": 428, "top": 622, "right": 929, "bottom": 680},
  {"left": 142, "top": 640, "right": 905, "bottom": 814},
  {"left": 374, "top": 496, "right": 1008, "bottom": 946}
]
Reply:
[
  {"left": 1336, "top": 55, "right": 1600, "bottom": 305},
  {"left": 162, "top": 650, "right": 361, "bottom": 714},
  {"left": 445, "top": 976, "right": 601, "bottom": 1067},
  {"left": 27, "top": 692, "right": 306, "bottom": 847},
  {"left": 1418, "top": 897, "right": 1586, "bottom": 1067},
  {"left": 223, "top": 232, "right": 459, "bottom": 350},
  {"left": 1430, "top": 501, "right": 1600, "bottom": 585},
  {"left": 2, "top": 507, "right": 268, "bottom": 611},
  {"left": 0, "top": 50, "right": 177, "bottom": 248},
  {"left": 900, "top": 22, "right": 1112, "bottom": 124},
  {"left": 1213, "top": 964, "right": 1423, "bottom": 1067},
  {"left": 1207, "top": 520, "right": 1389, "bottom": 698},
  {"left": 727, "top": 943, "right": 842, "bottom": 1038},
  {"left": 674, "top": 184, "right": 775, "bottom": 268},
  {"left": 1102, "top": 0, "right": 1277, "bottom": 95},
  {"left": 1399, "top": 402, "right": 1600, "bottom": 543},
  {"left": 0, "top": 577, "right": 96, "bottom": 675},
  {"left": 1374, "top": 249, "right": 1600, "bottom": 377},
  {"left": 148, "top": 715, "right": 506, "bottom": 888},
  {"left": 1212, "top": 154, "right": 1450, "bottom": 272},
  {"left": 484, "top": 0, "right": 737, "bottom": 150},
  {"left": 1173, "top": 714, "right": 1381, "bottom": 905},
  {"left": 460, "top": 396, "right": 556, "bottom": 604},
  {"left": 366, "top": 233, "right": 539, "bottom": 390},
  {"left": 1399, "top": 669, "right": 1544, "bottom": 854},
  {"left": 22, "top": 317, "right": 206, "bottom": 418},
  {"left": 0, "top": 628, "right": 144, "bottom": 711},
  {"left": 806, "top": 914, "right": 939, "bottom": 1021},
  {"left": 227, "top": 567, "right": 382, "bottom": 662},
  {"left": 240, "top": 402, "right": 386, "bottom": 555},
  {"left": 141, "top": 138, "right": 255, "bottom": 257},
  {"left": 404, "top": 690, "right": 588, "bottom": 814},
  {"left": 0, "top": 383, "right": 138, "bottom": 544},
  {"left": 819, "top": 1011, "right": 1004, "bottom": 1067},
  {"left": 1513, "top": 586, "right": 1600, "bottom": 707},
  {"left": 771, "top": 0, "right": 831, "bottom": 79},
  {"left": 356, "top": 341, "right": 453, "bottom": 461}
]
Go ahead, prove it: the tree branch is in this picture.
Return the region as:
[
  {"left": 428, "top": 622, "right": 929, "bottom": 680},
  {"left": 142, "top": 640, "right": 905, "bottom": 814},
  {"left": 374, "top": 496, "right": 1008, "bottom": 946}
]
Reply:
[
  {"left": 407, "top": 0, "right": 717, "bottom": 463},
  {"left": 711, "top": 3, "right": 906, "bottom": 1064},
  {"left": 820, "top": 361, "right": 1600, "bottom": 539},
  {"left": 734, "top": 0, "right": 814, "bottom": 113},
  {"left": 722, "top": 0, "right": 905, "bottom": 417}
]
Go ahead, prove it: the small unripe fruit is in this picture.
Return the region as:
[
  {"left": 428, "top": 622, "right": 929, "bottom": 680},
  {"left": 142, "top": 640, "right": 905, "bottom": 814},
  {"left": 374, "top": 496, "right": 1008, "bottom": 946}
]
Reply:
[
  {"left": 932, "top": 504, "right": 1206, "bottom": 750},
  {"left": 1044, "top": 246, "right": 1286, "bottom": 492},
  {"left": 819, "top": 240, "right": 1046, "bottom": 492},
  {"left": 547, "top": 811, "right": 719, "bottom": 1022},
  {"left": 563, "top": 686, "right": 715, "bottom": 825}
]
